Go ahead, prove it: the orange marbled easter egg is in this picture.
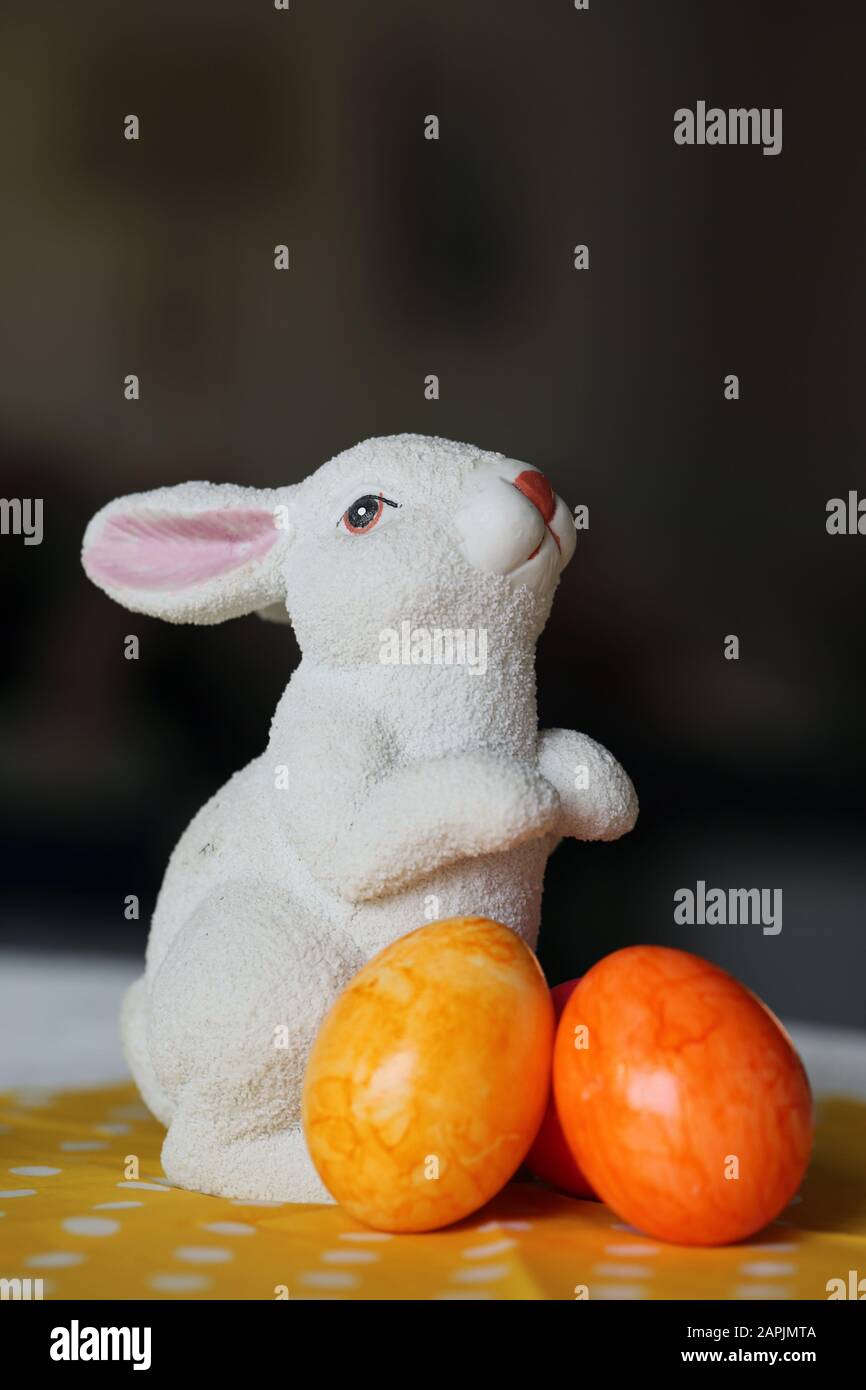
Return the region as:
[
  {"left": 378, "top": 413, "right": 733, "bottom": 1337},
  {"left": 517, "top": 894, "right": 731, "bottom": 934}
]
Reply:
[
  {"left": 302, "top": 916, "right": 554, "bottom": 1232},
  {"left": 525, "top": 978, "right": 596, "bottom": 1198},
  {"left": 554, "top": 946, "right": 814, "bottom": 1245}
]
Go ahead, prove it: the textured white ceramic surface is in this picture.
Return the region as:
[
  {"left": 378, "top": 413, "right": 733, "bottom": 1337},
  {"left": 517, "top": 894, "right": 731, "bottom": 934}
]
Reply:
[{"left": 77, "top": 435, "right": 638, "bottom": 1201}]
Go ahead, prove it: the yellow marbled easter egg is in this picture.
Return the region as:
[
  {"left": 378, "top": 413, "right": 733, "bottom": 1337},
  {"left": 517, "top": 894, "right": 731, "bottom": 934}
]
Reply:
[{"left": 301, "top": 916, "right": 554, "bottom": 1231}]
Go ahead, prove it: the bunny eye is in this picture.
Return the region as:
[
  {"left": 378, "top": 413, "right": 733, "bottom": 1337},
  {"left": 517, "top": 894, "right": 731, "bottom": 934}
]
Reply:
[{"left": 339, "top": 493, "right": 399, "bottom": 535}]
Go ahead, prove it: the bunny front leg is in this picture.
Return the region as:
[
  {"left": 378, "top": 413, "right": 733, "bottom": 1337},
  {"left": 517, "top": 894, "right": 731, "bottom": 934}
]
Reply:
[
  {"left": 276, "top": 688, "right": 560, "bottom": 903},
  {"left": 537, "top": 728, "right": 638, "bottom": 842},
  {"left": 330, "top": 753, "right": 562, "bottom": 902}
]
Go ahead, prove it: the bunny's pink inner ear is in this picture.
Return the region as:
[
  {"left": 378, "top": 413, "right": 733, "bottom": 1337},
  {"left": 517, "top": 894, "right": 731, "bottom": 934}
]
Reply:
[{"left": 84, "top": 508, "right": 280, "bottom": 592}]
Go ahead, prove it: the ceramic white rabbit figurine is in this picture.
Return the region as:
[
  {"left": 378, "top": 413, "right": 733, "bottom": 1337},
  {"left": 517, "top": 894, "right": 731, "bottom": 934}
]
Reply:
[{"left": 82, "top": 434, "right": 638, "bottom": 1202}]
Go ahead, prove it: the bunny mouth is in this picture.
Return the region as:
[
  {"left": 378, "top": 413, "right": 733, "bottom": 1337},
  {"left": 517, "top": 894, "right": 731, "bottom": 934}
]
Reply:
[
  {"left": 453, "top": 465, "right": 575, "bottom": 590},
  {"left": 524, "top": 528, "right": 561, "bottom": 563},
  {"left": 511, "top": 472, "right": 562, "bottom": 562},
  {"left": 506, "top": 535, "right": 563, "bottom": 591}
]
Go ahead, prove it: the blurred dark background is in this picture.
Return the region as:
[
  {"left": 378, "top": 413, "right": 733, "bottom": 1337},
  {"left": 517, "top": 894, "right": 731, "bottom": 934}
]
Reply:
[{"left": 1, "top": 0, "right": 865, "bottom": 1030}]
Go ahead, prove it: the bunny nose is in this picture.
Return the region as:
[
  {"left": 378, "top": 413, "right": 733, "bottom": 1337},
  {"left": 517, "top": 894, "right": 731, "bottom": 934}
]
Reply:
[{"left": 513, "top": 470, "right": 556, "bottom": 523}]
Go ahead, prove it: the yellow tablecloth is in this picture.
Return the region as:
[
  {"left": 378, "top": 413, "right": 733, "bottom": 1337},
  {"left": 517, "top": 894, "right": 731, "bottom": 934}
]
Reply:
[{"left": 1, "top": 1083, "right": 863, "bottom": 1300}]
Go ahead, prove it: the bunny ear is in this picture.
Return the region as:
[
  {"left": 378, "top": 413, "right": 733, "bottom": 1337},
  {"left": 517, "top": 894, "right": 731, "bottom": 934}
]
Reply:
[{"left": 82, "top": 482, "right": 290, "bottom": 624}]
